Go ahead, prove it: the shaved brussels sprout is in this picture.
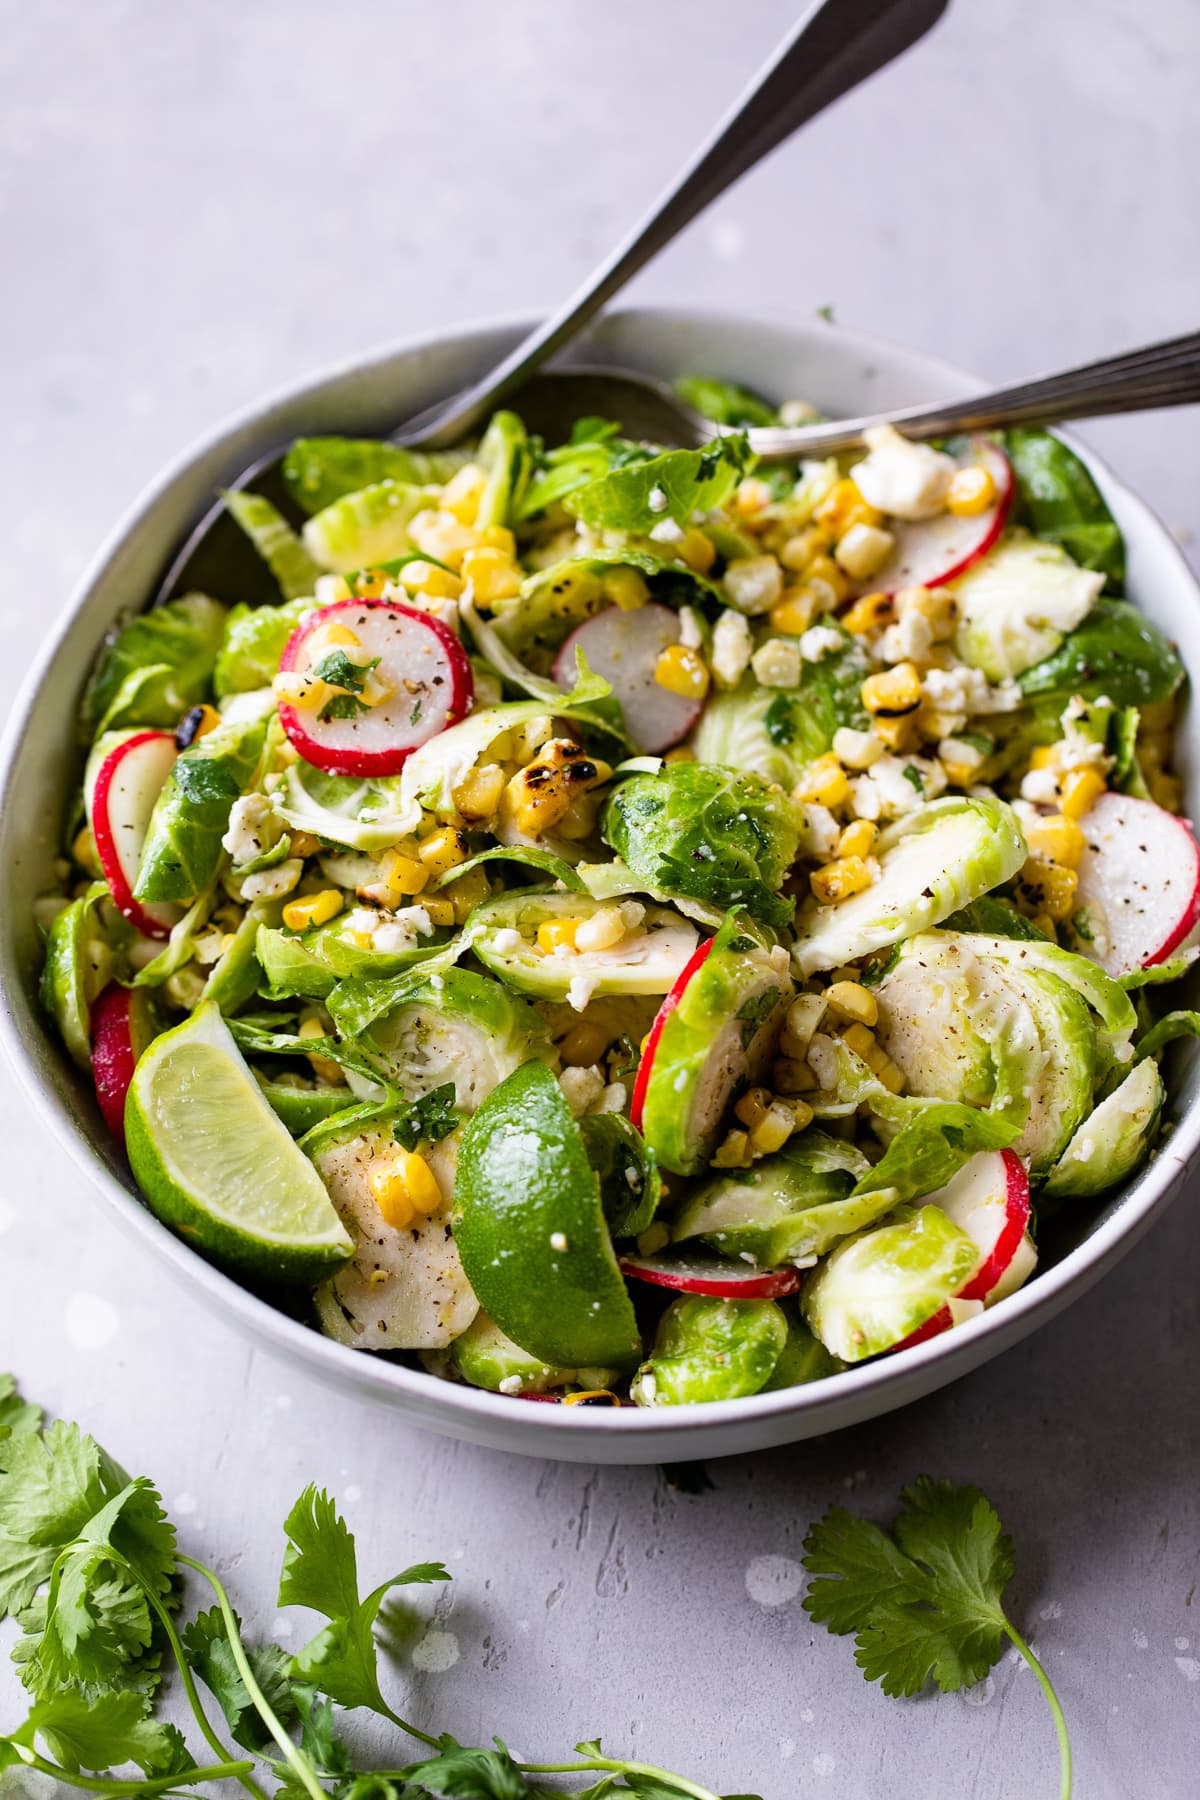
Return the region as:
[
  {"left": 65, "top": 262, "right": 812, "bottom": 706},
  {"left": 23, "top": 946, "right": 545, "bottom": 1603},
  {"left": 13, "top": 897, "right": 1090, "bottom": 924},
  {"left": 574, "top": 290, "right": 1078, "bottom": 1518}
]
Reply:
[
  {"left": 631, "top": 1294, "right": 788, "bottom": 1406},
  {"left": 801, "top": 1204, "right": 979, "bottom": 1362},
  {"left": 449, "top": 1311, "right": 572, "bottom": 1396},
  {"left": 475, "top": 410, "right": 533, "bottom": 529},
  {"left": 282, "top": 436, "right": 468, "bottom": 515},
  {"left": 40, "top": 885, "right": 117, "bottom": 1069},
  {"left": 1005, "top": 426, "right": 1125, "bottom": 589},
  {"left": 1043, "top": 1055, "right": 1163, "bottom": 1198},
  {"left": 674, "top": 373, "right": 779, "bottom": 428},
  {"left": 222, "top": 491, "right": 322, "bottom": 600},
  {"left": 579, "top": 1112, "right": 660, "bottom": 1240},
  {"left": 84, "top": 593, "right": 226, "bottom": 736},
  {"left": 214, "top": 597, "right": 310, "bottom": 698},
  {"left": 1018, "top": 599, "right": 1184, "bottom": 708},
  {"left": 471, "top": 889, "right": 699, "bottom": 1001},
  {"left": 493, "top": 547, "right": 721, "bottom": 666},
  {"left": 301, "top": 479, "right": 440, "bottom": 573},
  {"left": 953, "top": 530, "right": 1103, "bottom": 681},
  {"left": 672, "top": 1128, "right": 869, "bottom": 1265},
  {"left": 568, "top": 435, "right": 751, "bottom": 534},
  {"left": 760, "top": 1315, "right": 844, "bottom": 1389},
  {"left": 134, "top": 717, "right": 267, "bottom": 904},
  {"left": 364, "top": 969, "right": 553, "bottom": 1113}
]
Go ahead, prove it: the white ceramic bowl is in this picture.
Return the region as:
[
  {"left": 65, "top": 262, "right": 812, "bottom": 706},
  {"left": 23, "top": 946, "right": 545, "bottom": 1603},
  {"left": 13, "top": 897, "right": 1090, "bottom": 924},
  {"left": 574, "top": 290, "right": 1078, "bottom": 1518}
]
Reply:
[{"left": 3, "top": 307, "right": 1197, "bottom": 1464}]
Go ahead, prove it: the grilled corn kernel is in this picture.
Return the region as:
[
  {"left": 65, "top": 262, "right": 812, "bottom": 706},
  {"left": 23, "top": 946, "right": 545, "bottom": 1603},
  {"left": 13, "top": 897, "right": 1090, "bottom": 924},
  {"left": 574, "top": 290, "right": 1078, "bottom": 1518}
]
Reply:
[
  {"left": 453, "top": 763, "right": 507, "bottom": 821},
  {"left": 896, "top": 584, "right": 958, "bottom": 639},
  {"left": 734, "top": 1086, "right": 773, "bottom": 1130},
  {"left": 780, "top": 527, "right": 829, "bottom": 571},
  {"left": 794, "top": 754, "right": 850, "bottom": 809},
  {"left": 537, "top": 919, "right": 580, "bottom": 954},
  {"left": 440, "top": 462, "right": 488, "bottom": 524},
  {"left": 505, "top": 739, "right": 610, "bottom": 836},
  {"left": 417, "top": 826, "right": 468, "bottom": 877},
  {"left": 654, "top": 643, "right": 710, "bottom": 699},
  {"left": 664, "top": 744, "right": 695, "bottom": 764},
  {"left": 825, "top": 980, "right": 878, "bottom": 1027},
  {"left": 282, "top": 889, "right": 343, "bottom": 932},
  {"left": 816, "top": 477, "right": 884, "bottom": 537},
  {"left": 1059, "top": 767, "right": 1107, "bottom": 820},
  {"left": 874, "top": 714, "right": 921, "bottom": 754},
  {"left": 273, "top": 670, "right": 333, "bottom": 712},
  {"left": 811, "top": 856, "right": 873, "bottom": 904},
  {"left": 769, "top": 588, "right": 818, "bottom": 635},
  {"left": 175, "top": 702, "right": 222, "bottom": 749},
  {"left": 1029, "top": 745, "right": 1057, "bottom": 771},
  {"left": 862, "top": 662, "right": 921, "bottom": 715},
  {"left": 1024, "top": 814, "right": 1085, "bottom": 870},
  {"left": 396, "top": 560, "right": 465, "bottom": 600},
  {"left": 444, "top": 865, "right": 491, "bottom": 922},
  {"left": 563, "top": 1390, "right": 621, "bottom": 1407},
  {"left": 1021, "top": 858, "right": 1078, "bottom": 922},
  {"left": 560, "top": 1019, "right": 613, "bottom": 1067},
  {"left": 369, "top": 1149, "right": 443, "bottom": 1226},
  {"left": 836, "top": 818, "right": 876, "bottom": 860},
  {"left": 408, "top": 508, "right": 480, "bottom": 570},
  {"left": 835, "top": 522, "right": 895, "bottom": 582},
  {"left": 772, "top": 1057, "right": 817, "bottom": 1095},
  {"left": 1030, "top": 913, "right": 1057, "bottom": 940},
  {"left": 461, "top": 545, "right": 523, "bottom": 603},
  {"left": 604, "top": 566, "right": 651, "bottom": 610},
  {"left": 946, "top": 464, "right": 998, "bottom": 516},
  {"left": 711, "top": 1128, "right": 751, "bottom": 1168},
  {"left": 421, "top": 896, "right": 456, "bottom": 928},
  {"left": 805, "top": 553, "right": 850, "bottom": 603},
  {"left": 380, "top": 849, "right": 428, "bottom": 898},
  {"left": 749, "top": 1102, "right": 796, "bottom": 1156},
  {"left": 841, "top": 591, "right": 894, "bottom": 635},
  {"left": 304, "top": 621, "right": 361, "bottom": 660},
  {"left": 734, "top": 477, "right": 774, "bottom": 516},
  {"left": 676, "top": 528, "right": 717, "bottom": 574},
  {"left": 841, "top": 1021, "right": 877, "bottom": 1061},
  {"left": 1149, "top": 770, "right": 1183, "bottom": 812}
]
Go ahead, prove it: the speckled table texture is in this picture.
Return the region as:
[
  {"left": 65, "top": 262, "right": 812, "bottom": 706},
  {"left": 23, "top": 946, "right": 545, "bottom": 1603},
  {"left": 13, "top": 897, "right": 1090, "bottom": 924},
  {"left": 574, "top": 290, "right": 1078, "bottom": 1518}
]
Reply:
[{"left": 1, "top": 2, "right": 1198, "bottom": 1795}]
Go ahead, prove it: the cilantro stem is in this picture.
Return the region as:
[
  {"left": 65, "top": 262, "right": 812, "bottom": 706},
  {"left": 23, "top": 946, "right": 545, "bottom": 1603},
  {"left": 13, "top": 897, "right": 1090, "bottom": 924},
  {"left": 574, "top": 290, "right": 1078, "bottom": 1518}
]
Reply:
[
  {"left": 1003, "top": 1622, "right": 1072, "bottom": 1800},
  {"left": 17, "top": 1750, "right": 256, "bottom": 1795},
  {"left": 376, "top": 1698, "right": 443, "bottom": 1752},
  {"left": 519, "top": 1755, "right": 721, "bottom": 1799},
  {"left": 178, "top": 1554, "right": 325, "bottom": 1800}
]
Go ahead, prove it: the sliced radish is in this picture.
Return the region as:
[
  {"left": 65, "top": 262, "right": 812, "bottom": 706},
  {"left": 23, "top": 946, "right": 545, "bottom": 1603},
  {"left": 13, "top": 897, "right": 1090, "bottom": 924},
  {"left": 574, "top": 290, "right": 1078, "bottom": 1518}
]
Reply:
[
  {"left": 620, "top": 1251, "right": 801, "bottom": 1299},
  {"left": 90, "top": 731, "right": 181, "bottom": 939},
  {"left": 1073, "top": 792, "right": 1200, "bottom": 976},
  {"left": 552, "top": 604, "right": 704, "bottom": 753},
  {"left": 892, "top": 1149, "right": 1032, "bottom": 1350},
  {"left": 90, "top": 984, "right": 159, "bottom": 1147},
  {"left": 852, "top": 437, "right": 1012, "bottom": 596},
  {"left": 278, "top": 598, "right": 474, "bottom": 777},
  {"left": 630, "top": 937, "right": 714, "bottom": 1132}
]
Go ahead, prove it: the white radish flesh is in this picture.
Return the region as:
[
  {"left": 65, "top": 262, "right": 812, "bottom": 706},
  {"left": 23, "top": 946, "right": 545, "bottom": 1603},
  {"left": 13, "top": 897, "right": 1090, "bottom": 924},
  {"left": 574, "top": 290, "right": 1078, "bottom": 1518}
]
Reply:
[
  {"left": 895, "top": 1149, "right": 1032, "bottom": 1350},
  {"left": 856, "top": 438, "right": 1013, "bottom": 596},
  {"left": 1074, "top": 792, "right": 1200, "bottom": 975},
  {"left": 552, "top": 604, "right": 704, "bottom": 752},
  {"left": 89, "top": 731, "right": 181, "bottom": 939}
]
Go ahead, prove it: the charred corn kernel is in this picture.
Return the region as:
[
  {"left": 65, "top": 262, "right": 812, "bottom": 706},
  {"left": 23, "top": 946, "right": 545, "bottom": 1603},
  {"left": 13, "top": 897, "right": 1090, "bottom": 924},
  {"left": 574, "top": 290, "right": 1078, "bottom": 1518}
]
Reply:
[
  {"left": 637, "top": 1221, "right": 671, "bottom": 1256},
  {"left": 841, "top": 1021, "right": 877, "bottom": 1061},
  {"left": 1021, "top": 858, "right": 1078, "bottom": 922},
  {"left": 564, "top": 1389, "right": 621, "bottom": 1407},
  {"left": 440, "top": 462, "right": 488, "bottom": 523},
  {"left": 734, "top": 1086, "right": 773, "bottom": 1130},
  {"left": 537, "top": 919, "right": 580, "bottom": 954},
  {"left": 735, "top": 477, "right": 774, "bottom": 516},
  {"left": 805, "top": 553, "right": 850, "bottom": 603},
  {"left": 417, "top": 826, "right": 467, "bottom": 877},
  {"left": 380, "top": 850, "right": 428, "bottom": 899},
  {"left": 174, "top": 702, "right": 222, "bottom": 749},
  {"left": 396, "top": 560, "right": 465, "bottom": 600},
  {"left": 663, "top": 744, "right": 696, "bottom": 764},
  {"left": 505, "top": 739, "right": 610, "bottom": 836},
  {"left": 305, "top": 620, "right": 361, "bottom": 660},
  {"left": 273, "top": 670, "right": 334, "bottom": 711},
  {"left": 769, "top": 587, "right": 818, "bottom": 635},
  {"left": 454, "top": 763, "right": 507, "bottom": 821},
  {"left": 811, "top": 856, "right": 872, "bottom": 904},
  {"left": 772, "top": 1057, "right": 816, "bottom": 1094},
  {"left": 654, "top": 643, "right": 710, "bottom": 699},
  {"left": 780, "top": 527, "right": 829, "bottom": 571},
  {"left": 875, "top": 714, "right": 920, "bottom": 754},
  {"left": 1024, "top": 814, "right": 1085, "bottom": 870},
  {"left": 794, "top": 754, "right": 850, "bottom": 809},
  {"left": 461, "top": 545, "right": 523, "bottom": 603},
  {"left": 841, "top": 591, "right": 894, "bottom": 635},
  {"left": 825, "top": 980, "right": 878, "bottom": 1027},
  {"left": 444, "top": 865, "right": 491, "bottom": 922},
  {"left": 560, "top": 1019, "right": 613, "bottom": 1067},
  {"left": 711, "top": 1128, "right": 751, "bottom": 1168},
  {"left": 676, "top": 528, "right": 717, "bottom": 574},
  {"left": 1029, "top": 745, "right": 1057, "bottom": 771},
  {"left": 862, "top": 661, "right": 921, "bottom": 715},
  {"left": 1059, "top": 766, "right": 1107, "bottom": 820},
  {"left": 421, "top": 896, "right": 456, "bottom": 928},
  {"left": 750, "top": 1102, "right": 796, "bottom": 1156},
  {"left": 604, "top": 566, "right": 651, "bottom": 610},
  {"left": 816, "top": 476, "right": 884, "bottom": 537},
  {"left": 1149, "top": 769, "right": 1184, "bottom": 812},
  {"left": 946, "top": 464, "right": 998, "bottom": 516},
  {"left": 836, "top": 818, "right": 877, "bottom": 860},
  {"left": 897, "top": 584, "right": 958, "bottom": 639},
  {"left": 835, "top": 522, "right": 895, "bottom": 582},
  {"left": 282, "top": 889, "right": 343, "bottom": 931},
  {"left": 370, "top": 1148, "right": 442, "bottom": 1225}
]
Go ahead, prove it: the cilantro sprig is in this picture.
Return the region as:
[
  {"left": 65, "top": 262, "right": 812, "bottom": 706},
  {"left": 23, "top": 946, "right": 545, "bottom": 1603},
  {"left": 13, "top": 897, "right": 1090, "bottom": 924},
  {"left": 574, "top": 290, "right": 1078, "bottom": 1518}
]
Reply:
[
  {"left": 803, "top": 1476, "right": 1072, "bottom": 1800},
  {"left": 0, "top": 1376, "right": 746, "bottom": 1800}
]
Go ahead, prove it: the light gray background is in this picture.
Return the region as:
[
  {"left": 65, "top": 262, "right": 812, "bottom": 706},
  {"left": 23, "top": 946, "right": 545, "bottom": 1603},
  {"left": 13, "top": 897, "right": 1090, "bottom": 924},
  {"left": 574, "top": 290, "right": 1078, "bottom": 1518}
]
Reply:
[{"left": 1, "top": 2, "right": 1198, "bottom": 1795}]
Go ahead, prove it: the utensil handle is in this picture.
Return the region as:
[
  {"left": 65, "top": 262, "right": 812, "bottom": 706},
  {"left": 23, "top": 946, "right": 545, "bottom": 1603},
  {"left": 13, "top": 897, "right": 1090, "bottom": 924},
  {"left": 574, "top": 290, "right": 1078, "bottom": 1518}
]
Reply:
[
  {"left": 746, "top": 329, "right": 1200, "bottom": 456},
  {"left": 397, "top": 0, "right": 950, "bottom": 446}
]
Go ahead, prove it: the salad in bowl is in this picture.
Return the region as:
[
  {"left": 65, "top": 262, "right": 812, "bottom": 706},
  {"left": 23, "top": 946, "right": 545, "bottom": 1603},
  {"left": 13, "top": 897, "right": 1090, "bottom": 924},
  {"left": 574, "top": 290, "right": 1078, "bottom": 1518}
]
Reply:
[{"left": 36, "top": 373, "right": 1199, "bottom": 1410}]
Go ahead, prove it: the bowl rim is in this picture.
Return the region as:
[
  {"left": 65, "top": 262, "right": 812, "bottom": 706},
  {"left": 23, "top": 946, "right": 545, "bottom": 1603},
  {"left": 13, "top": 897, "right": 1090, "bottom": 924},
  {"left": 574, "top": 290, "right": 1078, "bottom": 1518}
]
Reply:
[{"left": 3, "top": 300, "right": 1198, "bottom": 1448}]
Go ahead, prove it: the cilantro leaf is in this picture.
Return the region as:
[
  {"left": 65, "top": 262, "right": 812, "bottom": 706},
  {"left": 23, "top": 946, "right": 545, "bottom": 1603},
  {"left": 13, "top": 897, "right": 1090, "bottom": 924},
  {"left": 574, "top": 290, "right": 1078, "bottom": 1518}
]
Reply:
[
  {"left": 0, "top": 1374, "right": 41, "bottom": 1470},
  {"left": 398, "top": 1736, "right": 530, "bottom": 1798},
  {"left": 567, "top": 436, "right": 752, "bottom": 533},
  {"left": 393, "top": 1083, "right": 459, "bottom": 1152},
  {"left": 14, "top": 1689, "right": 176, "bottom": 1774},
  {"left": 0, "top": 1420, "right": 109, "bottom": 1547},
  {"left": 181, "top": 1603, "right": 298, "bottom": 1750}
]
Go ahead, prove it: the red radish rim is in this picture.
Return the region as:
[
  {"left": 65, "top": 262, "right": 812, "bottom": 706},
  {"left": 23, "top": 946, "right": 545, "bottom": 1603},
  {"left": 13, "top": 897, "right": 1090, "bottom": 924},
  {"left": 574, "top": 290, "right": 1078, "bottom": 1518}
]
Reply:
[
  {"left": 90, "top": 985, "right": 138, "bottom": 1145},
  {"left": 619, "top": 1253, "right": 802, "bottom": 1299},
  {"left": 630, "top": 936, "right": 715, "bottom": 1130},
  {"left": 861, "top": 438, "right": 1014, "bottom": 598},
  {"left": 892, "top": 1150, "right": 1031, "bottom": 1351},
  {"left": 90, "top": 730, "right": 179, "bottom": 939},
  {"left": 1144, "top": 817, "right": 1200, "bottom": 965},
  {"left": 278, "top": 597, "right": 474, "bottom": 778},
  {"left": 551, "top": 604, "right": 705, "bottom": 754}
]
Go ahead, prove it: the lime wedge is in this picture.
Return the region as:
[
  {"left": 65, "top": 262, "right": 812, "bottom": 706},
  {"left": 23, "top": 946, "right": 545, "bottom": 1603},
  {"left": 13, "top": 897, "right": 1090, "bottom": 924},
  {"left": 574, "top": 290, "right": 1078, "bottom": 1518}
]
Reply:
[{"left": 125, "top": 1002, "right": 353, "bottom": 1284}]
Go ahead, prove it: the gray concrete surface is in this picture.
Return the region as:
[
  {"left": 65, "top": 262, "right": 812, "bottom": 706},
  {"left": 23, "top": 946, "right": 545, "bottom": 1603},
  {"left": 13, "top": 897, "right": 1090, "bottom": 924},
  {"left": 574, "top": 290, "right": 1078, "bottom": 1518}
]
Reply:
[{"left": 1, "top": 2, "right": 1198, "bottom": 1794}]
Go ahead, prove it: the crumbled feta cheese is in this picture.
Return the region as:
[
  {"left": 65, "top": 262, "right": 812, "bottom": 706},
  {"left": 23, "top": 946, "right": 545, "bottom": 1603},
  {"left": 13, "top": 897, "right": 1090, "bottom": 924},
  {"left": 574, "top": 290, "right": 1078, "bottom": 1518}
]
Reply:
[
  {"left": 649, "top": 516, "right": 685, "bottom": 543},
  {"left": 492, "top": 927, "right": 523, "bottom": 952},
  {"left": 869, "top": 753, "right": 946, "bottom": 816},
  {"left": 558, "top": 1064, "right": 606, "bottom": 1116},
  {"left": 780, "top": 399, "right": 820, "bottom": 427},
  {"left": 595, "top": 1081, "right": 628, "bottom": 1114},
  {"left": 751, "top": 637, "right": 803, "bottom": 688},
  {"left": 677, "top": 605, "right": 704, "bottom": 650},
  {"left": 851, "top": 424, "right": 956, "bottom": 521},
  {"left": 345, "top": 907, "right": 379, "bottom": 937},
  {"left": 938, "top": 735, "right": 985, "bottom": 772},
  {"left": 798, "top": 625, "right": 845, "bottom": 663},
  {"left": 722, "top": 554, "right": 783, "bottom": 615},
  {"left": 710, "top": 609, "right": 754, "bottom": 687},
  {"left": 848, "top": 774, "right": 883, "bottom": 821},
  {"left": 833, "top": 726, "right": 884, "bottom": 769},
  {"left": 1020, "top": 767, "right": 1061, "bottom": 804},
  {"left": 373, "top": 907, "right": 433, "bottom": 954},
  {"left": 567, "top": 972, "right": 597, "bottom": 1013},
  {"left": 803, "top": 803, "right": 842, "bottom": 859},
  {"left": 877, "top": 609, "right": 933, "bottom": 665},
  {"left": 550, "top": 1231, "right": 569, "bottom": 1250},
  {"left": 805, "top": 1032, "right": 840, "bottom": 1090},
  {"left": 241, "top": 858, "right": 303, "bottom": 901},
  {"left": 647, "top": 485, "right": 668, "bottom": 514},
  {"left": 191, "top": 929, "right": 226, "bottom": 966},
  {"left": 222, "top": 793, "right": 280, "bottom": 866},
  {"left": 498, "top": 1375, "right": 524, "bottom": 1396}
]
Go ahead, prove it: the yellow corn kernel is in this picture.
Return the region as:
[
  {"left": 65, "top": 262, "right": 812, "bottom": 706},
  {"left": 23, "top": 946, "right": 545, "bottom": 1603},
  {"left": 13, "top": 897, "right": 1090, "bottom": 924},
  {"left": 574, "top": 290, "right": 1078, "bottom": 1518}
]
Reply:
[
  {"left": 750, "top": 1103, "right": 796, "bottom": 1156},
  {"left": 71, "top": 826, "right": 100, "bottom": 873},
  {"left": 835, "top": 522, "right": 895, "bottom": 582},
  {"left": 417, "top": 826, "right": 468, "bottom": 877},
  {"left": 273, "top": 670, "right": 334, "bottom": 712},
  {"left": 805, "top": 553, "right": 850, "bottom": 603},
  {"left": 946, "top": 464, "right": 998, "bottom": 516},
  {"left": 734, "top": 1086, "right": 773, "bottom": 1131},
  {"left": 421, "top": 896, "right": 456, "bottom": 928},
  {"left": 560, "top": 1019, "right": 612, "bottom": 1067},
  {"left": 861, "top": 662, "right": 921, "bottom": 715},
  {"left": 297, "top": 1014, "right": 326, "bottom": 1041},
  {"left": 537, "top": 919, "right": 580, "bottom": 954},
  {"left": 1059, "top": 767, "right": 1107, "bottom": 821},
  {"left": 654, "top": 643, "right": 710, "bottom": 699},
  {"left": 836, "top": 818, "right": 876, "bottom": 860},
  {"left": 768, "top": 588, "right": 818, "bottom": 635},
  {"left": 816, "top": 476, "right": 884, "bottom": 537},
  {"left": 1029, "top": 745, "right": 1058, "bottom": 771},
  {"left": 825, "top": 980, "right": 878, "bottom": 1028},
  {"left": 368, "top": 1162, "right": 414, "bottom": 1229},
  {"left": 780, "top": 527, "right": 829, "bottom": 571},
  {"left": 395, "top": 560, "right": 465, "bottom": 600},
  {"left": 440, "top": 462, "right": 488, "bottom": 524},
  {"left": 1024, "top": 814, "right": 1085, "bottom": 871},
  {"left": 874, "top": 714, "right": 920, "bottom": 754},
  {"left": 461, "top": 545, "right": 523, "bottom": 603},
  {"left": 675, "top": 528, "right": 717, "bottom": 574},
  {"left": 304, "top": 620, "right": 361, "bottom": 661},
  {"left": 734, "top": 477, "right": 774, "bottom": 516},
  {"left": 453, "top": 763, "right": 507, "bottom": 821},
  {"left": 811, "top": 856, "right": 873, "bottom": 904},
  {"left": 711, "top": 1128, "right": 751, "bottom": 1168},
  {"left": 478, "top": 524, "right": 517, "bottom": 556},
  {"left": 444, "top": 865, "right": 491, "bottom": 923},
  {"left": 772, "top": 1057, "right": 816, "bottom": 1095},
  {"left": 1149, "top": 769, "right": 1183, "bottom": 813},
  {"left": 407, "top": 509, "right": 481, "bottom": 569},
  {"left": 282, "top": 889, "right": 343, "bottom": 932},
  {"left": 1030, "top": 913, "right": 1057, "bottom": 940},
  {"left": 604, "top": 566, "right": 651, "bottom": 610},
  {"left": 841, "top": 591, "right": 894, "bottom": 635},
  {"left": 380, "top": 849, "right": 428, "bottom": 898},
  {"left": 794, "top": 754, "right": 850, "bottom": 809},
  {"left": 557, "top": 793, "right": 599, "bottom": 840},
  {"left": 504, "top": 739, "right": 610, "bottom": 837},
  {"left": 369, "top": 1148, "right": 443, "bottom": 1226},
  {"left": 664, "top": 745, "right": 696, "bottom": 764},
  {"left": 897, "top": 584, "right": 958, "bottom": 639},
  {"left": 874, "top": 1057, "right": 906, "bottom": 1094},
  {"left": 563, "top": 1390, "right": 621, "bottom": 1407},
  {"left": 841, "top": 1021, "right": 877, "bottom": 1061},
  {"left": 178, "top": 702, "right": 222, "bottom": 741},
  {"left": 1020, "top": 858, "right": 1078, "bottom": 922},
  {"left": 298, "top": 1012, "right": 343, "bottom": 1084}
]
